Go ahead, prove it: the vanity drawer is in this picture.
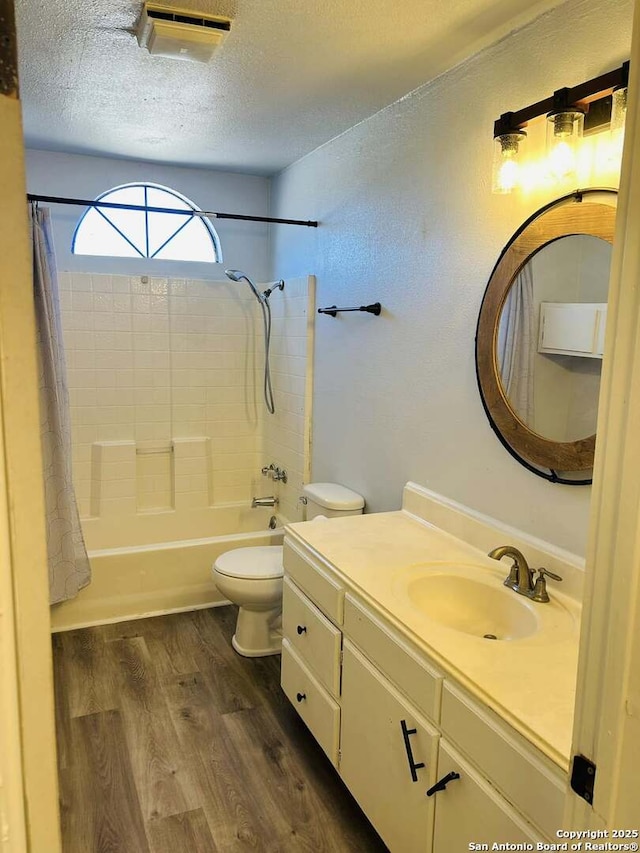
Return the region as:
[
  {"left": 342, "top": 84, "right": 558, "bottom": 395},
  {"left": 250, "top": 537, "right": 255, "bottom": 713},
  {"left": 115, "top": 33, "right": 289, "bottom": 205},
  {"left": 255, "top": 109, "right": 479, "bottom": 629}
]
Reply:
[
  {"left": 282, "top": 577, "right": 342, "bottom": 697},
  {"left": 440, "top": 682, "right": 566, "bottom": 839},
  {"left": 281, "top": 639, "right": 341, "bottom": 766},
  {"left": 283, "top": 539, "right": 344, "bottom": 624},
  {"left": 343, "top": 594, "right": 442, "bottom": 723}
]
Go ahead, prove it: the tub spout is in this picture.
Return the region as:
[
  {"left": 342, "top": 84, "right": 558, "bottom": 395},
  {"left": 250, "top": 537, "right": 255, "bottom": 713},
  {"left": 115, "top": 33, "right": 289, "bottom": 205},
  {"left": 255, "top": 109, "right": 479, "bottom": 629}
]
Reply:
[{"left": 252, "top": 496, "right": 279, "bottom": 508}]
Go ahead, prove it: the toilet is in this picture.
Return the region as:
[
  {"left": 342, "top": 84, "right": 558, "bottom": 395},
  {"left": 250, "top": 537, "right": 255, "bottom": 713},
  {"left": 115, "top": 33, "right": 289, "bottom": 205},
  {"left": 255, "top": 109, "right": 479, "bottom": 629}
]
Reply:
[
  {"left": 212, "top": 482, "right": 365, "bottom": 657},
  {"left": 212, "top": 545, "right": 285, "bottom": 657}
]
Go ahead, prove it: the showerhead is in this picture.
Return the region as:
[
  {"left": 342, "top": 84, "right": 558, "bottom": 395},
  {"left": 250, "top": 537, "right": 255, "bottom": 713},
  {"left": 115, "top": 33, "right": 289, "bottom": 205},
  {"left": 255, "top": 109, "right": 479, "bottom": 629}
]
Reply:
[
  {"left": 225, "top": 269, "right": 264, "bottom": 303},
  {"left": 263, "top": 280, "right": 285, "bottom": 299},
  {"left": 224, "top": 268, "right": 280, "bottom": 415}
]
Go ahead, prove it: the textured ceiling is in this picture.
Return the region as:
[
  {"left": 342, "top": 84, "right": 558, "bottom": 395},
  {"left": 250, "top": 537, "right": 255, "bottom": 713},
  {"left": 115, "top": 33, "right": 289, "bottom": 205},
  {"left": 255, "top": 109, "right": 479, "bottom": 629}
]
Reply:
[{"left": 16, "top": 0, "right": 566, "bottom": 176}]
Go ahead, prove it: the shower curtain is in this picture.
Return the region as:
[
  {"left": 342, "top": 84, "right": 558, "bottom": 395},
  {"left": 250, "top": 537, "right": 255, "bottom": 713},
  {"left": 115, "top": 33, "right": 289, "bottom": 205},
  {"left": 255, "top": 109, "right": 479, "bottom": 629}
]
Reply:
[
  {"left": 496, "top": 263, "right": 536, "bottom": 426},
  {"left": 31, "top": 205, "right": 91, "bottom": 604}
]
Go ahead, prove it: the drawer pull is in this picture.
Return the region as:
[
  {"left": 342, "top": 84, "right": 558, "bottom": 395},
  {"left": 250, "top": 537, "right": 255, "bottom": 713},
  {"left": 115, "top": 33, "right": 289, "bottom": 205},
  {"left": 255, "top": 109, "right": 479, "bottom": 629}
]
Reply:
[
  {"left": 297, "top": 625, "right": 307, "bottom": 635},
  {"left": 400, "top": 719, "right": 425, "bottom": 782},
  {"left": 426, "top": 771, "right": 461, "bottom": 797},
  {"left": 296, "top": 692, "right": 307, "bottom": 703}
]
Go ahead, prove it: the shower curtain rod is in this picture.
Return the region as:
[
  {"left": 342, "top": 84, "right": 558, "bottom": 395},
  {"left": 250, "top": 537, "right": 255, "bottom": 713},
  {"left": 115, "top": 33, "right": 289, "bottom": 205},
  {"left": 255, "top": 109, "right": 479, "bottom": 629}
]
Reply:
[{"left": 26, "top": 193, "right": 318, "bottom": 228}]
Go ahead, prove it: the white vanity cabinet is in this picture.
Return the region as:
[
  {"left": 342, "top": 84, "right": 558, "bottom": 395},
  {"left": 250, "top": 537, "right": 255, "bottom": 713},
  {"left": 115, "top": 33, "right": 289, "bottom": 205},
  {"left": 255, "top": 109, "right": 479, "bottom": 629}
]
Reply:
[
  {"left": 340, "top": 640, "right": 439, "bottom": 853},
  {"left": 281, "top": 535, "right": 567, "bottom": 852}
]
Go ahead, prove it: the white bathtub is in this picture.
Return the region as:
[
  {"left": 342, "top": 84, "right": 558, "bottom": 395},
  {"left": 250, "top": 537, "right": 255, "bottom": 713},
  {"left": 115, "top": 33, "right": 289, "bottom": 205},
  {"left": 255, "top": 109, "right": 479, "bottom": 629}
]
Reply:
[
  {"left": 51, "top": 506, "right": 284, "bottom": 632},
  {"left": 80, "top": 503, "right": 280, "bottom": 550}
]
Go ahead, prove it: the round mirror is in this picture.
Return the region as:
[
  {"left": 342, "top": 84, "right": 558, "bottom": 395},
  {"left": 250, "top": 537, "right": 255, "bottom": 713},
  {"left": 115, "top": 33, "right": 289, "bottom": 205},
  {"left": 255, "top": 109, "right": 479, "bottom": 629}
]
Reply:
[{"left": 476, "top": 191, "right": 617, "bottom": 483}]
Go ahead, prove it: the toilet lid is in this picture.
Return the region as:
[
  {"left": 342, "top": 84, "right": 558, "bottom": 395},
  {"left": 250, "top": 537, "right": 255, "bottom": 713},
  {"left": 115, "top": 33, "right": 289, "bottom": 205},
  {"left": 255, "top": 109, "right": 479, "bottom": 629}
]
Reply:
[{"left": 214, "top": 546, "right": 284, "bottom": 580}]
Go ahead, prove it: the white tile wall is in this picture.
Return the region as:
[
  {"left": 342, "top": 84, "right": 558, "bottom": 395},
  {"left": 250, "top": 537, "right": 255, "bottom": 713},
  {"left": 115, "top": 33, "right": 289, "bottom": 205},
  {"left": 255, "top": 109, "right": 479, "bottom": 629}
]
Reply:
[
  {"left": 60, "top": 272, "right": 313, "bottom": 532},
  {"left": 263, "top": 276, "right": 316, "bottom": 523},
  {"left": 60, "top": 272, "right": 267, "bottom": 519},
  {"left": 173, "top": 437, "right": 213, "bottom": 510}
]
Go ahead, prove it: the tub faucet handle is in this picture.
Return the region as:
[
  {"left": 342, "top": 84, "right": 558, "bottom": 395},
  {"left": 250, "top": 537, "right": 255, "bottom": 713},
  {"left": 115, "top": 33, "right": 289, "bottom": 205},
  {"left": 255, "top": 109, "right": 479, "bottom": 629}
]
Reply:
[
  {"left": 272, "top": 466, "right": 287, "bottom": 483},
  {"left": 261, "top": 463, "right": 287, "bottom": 483}
]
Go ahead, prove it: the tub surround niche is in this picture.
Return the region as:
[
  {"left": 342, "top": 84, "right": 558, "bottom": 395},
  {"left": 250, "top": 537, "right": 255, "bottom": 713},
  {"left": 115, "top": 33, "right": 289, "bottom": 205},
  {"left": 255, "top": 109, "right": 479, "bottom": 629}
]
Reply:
[
  {"left": 281, "top": 482, "right": 583, "bottom": 849},
  {"left": 88, "top": 438, "right": 213, "bottom": 525}
]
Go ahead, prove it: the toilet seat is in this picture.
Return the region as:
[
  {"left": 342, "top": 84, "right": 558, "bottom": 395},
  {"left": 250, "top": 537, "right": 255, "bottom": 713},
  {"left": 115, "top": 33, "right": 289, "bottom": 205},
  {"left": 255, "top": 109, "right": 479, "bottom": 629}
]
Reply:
[{"left": 214, "top": 545, "right": 283, "bottom": 580}]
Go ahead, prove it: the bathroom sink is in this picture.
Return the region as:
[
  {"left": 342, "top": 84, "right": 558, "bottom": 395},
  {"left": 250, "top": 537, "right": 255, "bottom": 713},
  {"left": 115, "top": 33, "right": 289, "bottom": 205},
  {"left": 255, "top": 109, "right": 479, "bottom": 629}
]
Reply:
[
  {"left": 389, "top": 560, "right": 578, "bottom": 643},
  {"left": 404, "top": 572, "right": 538, "bottom": 640}
]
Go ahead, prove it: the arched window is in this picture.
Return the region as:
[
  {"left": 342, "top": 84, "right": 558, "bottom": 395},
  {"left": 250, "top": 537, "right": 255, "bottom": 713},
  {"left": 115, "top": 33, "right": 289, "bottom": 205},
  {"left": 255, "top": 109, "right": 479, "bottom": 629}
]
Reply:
[{"left": 72, "top": 183, "right": 222, "bottom": 262}]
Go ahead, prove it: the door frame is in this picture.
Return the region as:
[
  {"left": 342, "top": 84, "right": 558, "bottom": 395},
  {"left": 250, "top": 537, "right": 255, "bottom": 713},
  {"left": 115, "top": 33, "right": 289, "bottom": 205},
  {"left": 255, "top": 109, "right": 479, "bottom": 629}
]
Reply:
[
  {"left": 0, "top": 2, "right": 61, "bottom": 849},
  {"left": 2, "top": 0, "right": 640, "bottom": 844},
  {"left": 564, "top": 0, "right": 640, "bottom": 829}
]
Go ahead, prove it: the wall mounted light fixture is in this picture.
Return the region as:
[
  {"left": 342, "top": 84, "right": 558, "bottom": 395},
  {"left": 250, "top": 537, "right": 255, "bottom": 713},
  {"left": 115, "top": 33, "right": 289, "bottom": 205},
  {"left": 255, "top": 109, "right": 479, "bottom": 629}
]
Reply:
[
  {"left": 492, "top": 119, "right": 527, "bottom": 194},
  {"left": 545, "top": 88, "right": 585, "bottom": 182},
  {"left": 492, "top": 62, "right": 629, "bottom": 194},
  {"left": 610, "top": 78, "right": 628, "bottom": 163}
]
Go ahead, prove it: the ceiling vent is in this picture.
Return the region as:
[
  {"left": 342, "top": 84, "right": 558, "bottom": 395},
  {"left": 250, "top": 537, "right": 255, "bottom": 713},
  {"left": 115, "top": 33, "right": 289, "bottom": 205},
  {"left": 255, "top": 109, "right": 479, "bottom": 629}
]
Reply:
[{"left": 137, "top": 4, "right": 232, "bottom": 63}]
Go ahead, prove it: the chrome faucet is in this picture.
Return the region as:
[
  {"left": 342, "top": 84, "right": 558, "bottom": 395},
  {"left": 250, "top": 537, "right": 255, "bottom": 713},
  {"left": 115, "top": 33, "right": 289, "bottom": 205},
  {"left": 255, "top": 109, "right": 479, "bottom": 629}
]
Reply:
[
  {"left": 252, "top": 496, "right": 279, "bottom": 508},
  {"left": 488, "top": 545, "right": 562, "bottom": 602}
]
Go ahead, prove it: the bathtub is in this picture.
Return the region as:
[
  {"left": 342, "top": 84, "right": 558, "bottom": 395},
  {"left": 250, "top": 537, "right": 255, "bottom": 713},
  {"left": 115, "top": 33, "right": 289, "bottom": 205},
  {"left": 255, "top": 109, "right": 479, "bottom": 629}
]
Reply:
[{"left": 50, "top": 505, "right": 284, "bottom": 632}]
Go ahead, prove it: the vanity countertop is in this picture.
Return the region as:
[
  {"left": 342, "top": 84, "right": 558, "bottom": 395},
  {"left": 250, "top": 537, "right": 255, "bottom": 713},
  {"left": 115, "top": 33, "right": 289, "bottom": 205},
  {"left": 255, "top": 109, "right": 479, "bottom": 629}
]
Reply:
[{"left": 285, "top": 510, "right": 581, "bottom": 771}]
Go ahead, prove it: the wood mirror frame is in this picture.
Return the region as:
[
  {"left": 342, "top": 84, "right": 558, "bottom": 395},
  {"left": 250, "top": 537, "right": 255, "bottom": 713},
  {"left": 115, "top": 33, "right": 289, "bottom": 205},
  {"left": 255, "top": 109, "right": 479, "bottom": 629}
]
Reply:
[{"left": 475, "top": 190, "right": 617, "bottom": 481}]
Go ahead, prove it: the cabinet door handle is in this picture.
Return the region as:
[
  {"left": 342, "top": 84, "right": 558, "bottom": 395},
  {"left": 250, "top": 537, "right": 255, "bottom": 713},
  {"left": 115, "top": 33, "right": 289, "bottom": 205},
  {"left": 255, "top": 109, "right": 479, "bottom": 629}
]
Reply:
[
  {"left": 297, "top": 625, "right": 307, "bottom": 635},
  {"left": 426, "top": 771, "right": 461, "bottom": 797},
  {"left": 296, "top": 692, "right": 306, "bottom": 703},
  {"left": 400, "top": 719, "right": 426, "bottom": 782}
]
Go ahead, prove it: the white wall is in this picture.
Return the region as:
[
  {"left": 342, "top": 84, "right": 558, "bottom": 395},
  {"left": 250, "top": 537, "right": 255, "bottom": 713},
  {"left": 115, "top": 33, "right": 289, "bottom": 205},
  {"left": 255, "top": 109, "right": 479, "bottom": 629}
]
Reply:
[
  {"left": 270, "top": 0, "right": 633, "bottom": 556},
  {"left": 25, "top": 149, "right": 271, "bottom": 281}
]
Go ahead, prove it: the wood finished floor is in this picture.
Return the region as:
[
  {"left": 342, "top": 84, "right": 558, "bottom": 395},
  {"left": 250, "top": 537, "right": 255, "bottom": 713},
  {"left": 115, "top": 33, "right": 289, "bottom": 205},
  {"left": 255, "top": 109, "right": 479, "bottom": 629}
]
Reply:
[{"left": 53, "top": 606, "right": 388, "bottom": 853}]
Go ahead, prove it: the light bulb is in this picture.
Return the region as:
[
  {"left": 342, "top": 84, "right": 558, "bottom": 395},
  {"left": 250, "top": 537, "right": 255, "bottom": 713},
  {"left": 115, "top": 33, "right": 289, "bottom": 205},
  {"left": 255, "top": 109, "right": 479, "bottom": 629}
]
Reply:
[
  {"left": 546, "top": 109, "right": 584, "bottom": 182},
  {"left": 548, "top": 139, "right": 576, "bottom": 180},
  {"left": 492, "top": 131, "right": 526, "bottom": 194}
]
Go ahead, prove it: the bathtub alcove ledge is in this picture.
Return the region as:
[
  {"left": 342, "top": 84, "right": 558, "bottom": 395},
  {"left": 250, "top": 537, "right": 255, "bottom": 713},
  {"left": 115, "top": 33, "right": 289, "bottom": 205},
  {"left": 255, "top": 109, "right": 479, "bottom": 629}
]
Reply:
[{"left": 280, "top": 481, "right": 583, "bottom": 851}]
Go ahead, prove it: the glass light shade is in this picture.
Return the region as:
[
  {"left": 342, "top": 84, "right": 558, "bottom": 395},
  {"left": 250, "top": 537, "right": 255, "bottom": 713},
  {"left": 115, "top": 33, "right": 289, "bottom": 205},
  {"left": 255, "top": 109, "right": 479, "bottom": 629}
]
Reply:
[
  {"left": 609, "top": 86, "right": 627, "bottom": 166},
  {"left": 546, "top": 110, "right": 584, "bottom": 182},
  {"left": 492, "top": 131, "right": 526, "bottom": 194},
  {"left": 611, "top": 87, "right": 628, "bottom": 134}
]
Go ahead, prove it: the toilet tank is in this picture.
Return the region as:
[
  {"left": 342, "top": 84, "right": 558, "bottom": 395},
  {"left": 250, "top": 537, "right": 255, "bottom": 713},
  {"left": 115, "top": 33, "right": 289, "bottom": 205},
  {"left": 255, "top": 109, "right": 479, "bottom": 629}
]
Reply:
[{"left": 302, "top": 482, "right": 365, "bottom": 519}]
